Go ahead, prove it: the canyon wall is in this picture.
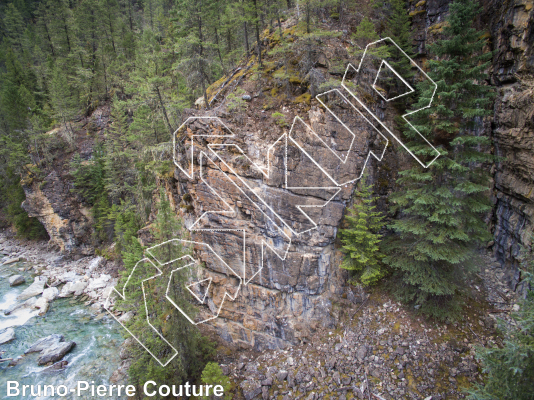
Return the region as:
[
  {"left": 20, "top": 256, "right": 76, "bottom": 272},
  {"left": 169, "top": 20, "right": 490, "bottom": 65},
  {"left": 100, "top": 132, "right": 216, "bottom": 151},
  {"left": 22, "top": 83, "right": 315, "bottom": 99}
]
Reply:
[{"left": 486, "top": 0, "right": 534, "bottom": 293}]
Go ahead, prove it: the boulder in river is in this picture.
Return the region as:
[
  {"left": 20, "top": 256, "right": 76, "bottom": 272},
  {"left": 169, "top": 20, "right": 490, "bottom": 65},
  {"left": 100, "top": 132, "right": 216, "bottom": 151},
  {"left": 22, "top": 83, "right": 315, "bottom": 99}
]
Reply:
[
  {"left": 59, "top": 280, "right": 88, "bottom": 297},
  {"left": 38, "top": 341, "right": 76, "bottom": 365},
  {"left": 25, "top": 334, "right": 64, "bottom": 354},
  {"left": 34, "top": 297, "right": 49, "bottom": 316},
  {"left": 4, "top": 296, "right": 37, "bottom": 315},
  {"left": 8, "top": 275, "right": 25, "bottom": 286},
  {"left": 0, "top": 328, "right": 15, "bottom": 344},
  {"left": 42, "top": 287, "right": 59, "bottom": 301},
  {"left": 42, "top": 360, "right": 69, "bottom": 373},
  {"left": 17, "top": 277, "right": 47, "bottom": 302}
]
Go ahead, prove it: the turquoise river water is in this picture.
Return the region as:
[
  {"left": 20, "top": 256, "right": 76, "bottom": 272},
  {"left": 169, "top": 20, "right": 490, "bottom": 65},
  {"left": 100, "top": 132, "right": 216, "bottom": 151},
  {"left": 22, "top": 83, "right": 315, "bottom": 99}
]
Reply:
[{"left": 0, "top": 259, "right": 125, "bottom": 399}]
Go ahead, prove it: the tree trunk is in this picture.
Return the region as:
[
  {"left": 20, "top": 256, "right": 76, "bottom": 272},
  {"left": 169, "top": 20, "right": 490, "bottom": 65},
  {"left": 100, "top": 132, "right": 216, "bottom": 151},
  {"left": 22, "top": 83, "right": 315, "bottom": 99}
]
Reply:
[
  {"left": 244, "top": 22, "right": 250, "bottom": 53},
  {"left": 63, "top": 17, "right": 71, "bottom": 52},
  {"left": 277, "top": 9, "right": 283, "bottom": 38},
  {"left": 214, "top": 27, "right": 225, "bottom": 71},
  {"left": 155, "top": 86, "right": 173, "bottom": 135},
  {"left": 306, "top": 0, "right": 310, "bottom": 34},
  {"left": 253, "top": 0, "right": 262, "bottom": 66}
]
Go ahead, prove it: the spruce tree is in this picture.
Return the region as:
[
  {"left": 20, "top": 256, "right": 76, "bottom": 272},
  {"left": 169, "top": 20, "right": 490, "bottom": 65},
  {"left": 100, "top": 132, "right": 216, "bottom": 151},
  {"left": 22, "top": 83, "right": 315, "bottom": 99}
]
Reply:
[
  {"left": 382, "top": 0, "right": 494, "bottom": 320},
  {"left": 340, "top": 173, "right": 386, "bottom": 286}
]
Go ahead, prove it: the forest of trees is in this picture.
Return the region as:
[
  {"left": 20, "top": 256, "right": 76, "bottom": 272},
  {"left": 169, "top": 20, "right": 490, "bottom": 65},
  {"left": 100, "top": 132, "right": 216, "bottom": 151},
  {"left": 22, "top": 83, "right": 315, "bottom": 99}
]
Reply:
[{"left": 1, "top": 0, "right": 532, "bottom": 398}]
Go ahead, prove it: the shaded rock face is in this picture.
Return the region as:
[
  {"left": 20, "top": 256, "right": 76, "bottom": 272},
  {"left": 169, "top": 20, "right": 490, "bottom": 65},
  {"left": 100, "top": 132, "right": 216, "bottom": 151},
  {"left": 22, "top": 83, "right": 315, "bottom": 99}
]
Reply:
[
  {"left": 486, "top": 0, "right": 534, "bottom": 288},
  {"left": 20, "top": 108, "right": 109, "bottom": 256},
  {"left": 22, "top": 170, "right": 94, "bottom": 255}
]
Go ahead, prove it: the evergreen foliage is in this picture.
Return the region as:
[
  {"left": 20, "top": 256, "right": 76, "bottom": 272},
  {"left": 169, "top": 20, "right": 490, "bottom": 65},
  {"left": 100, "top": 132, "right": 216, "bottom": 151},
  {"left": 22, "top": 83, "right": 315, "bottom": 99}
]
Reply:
[
  {"left": 340, "top": 173, "right": 386, "bottom": 286},
  {"left": 201, "top": 362, "right": 233, "bottom": 400},
  {"left": 119, "top": 190, "right": 216, "bottom": 396},
  {"left": 382, "top": 0, "right": 495, "bottom": 320},
  {"left": 385, "top": 0, "right": 414, "bottom": 102},
  {"left": 468, "top": 237, "right": 534, "bottom": 400}
]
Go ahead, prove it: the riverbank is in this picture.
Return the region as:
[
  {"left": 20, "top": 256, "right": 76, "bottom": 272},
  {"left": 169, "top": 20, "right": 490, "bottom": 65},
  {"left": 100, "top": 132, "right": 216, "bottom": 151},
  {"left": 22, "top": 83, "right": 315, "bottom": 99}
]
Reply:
[{"left": 0, "top": 231, "right": 126, "bottom": 399}]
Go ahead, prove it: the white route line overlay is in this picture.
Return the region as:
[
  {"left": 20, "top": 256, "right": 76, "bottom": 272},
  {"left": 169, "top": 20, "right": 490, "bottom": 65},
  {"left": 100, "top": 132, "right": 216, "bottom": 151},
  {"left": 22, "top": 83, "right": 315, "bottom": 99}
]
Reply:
[
  {"left": 342, "top": 37, "right": 440, "bottom": 168},
  {"left": 106, "top": 37, "right": 441, "bottom": 366},
  {"left": 104, "top": 257, "right": 179, "bottom": 367}
]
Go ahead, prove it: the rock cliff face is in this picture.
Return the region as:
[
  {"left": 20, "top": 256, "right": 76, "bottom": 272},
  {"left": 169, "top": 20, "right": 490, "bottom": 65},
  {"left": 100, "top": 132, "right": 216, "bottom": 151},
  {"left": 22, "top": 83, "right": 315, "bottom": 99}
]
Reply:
[
  {"left": 486, "top": 0, "right": 534, "bottom": 291},
  {"left": 167, "top": 84, "right": 386, "bottom": 349},
  {"left": 22, "top": 171, "right": 94, "bottom": 255},
  {"left": 409, "top": 0, "right": 534, "bottom": 290}
]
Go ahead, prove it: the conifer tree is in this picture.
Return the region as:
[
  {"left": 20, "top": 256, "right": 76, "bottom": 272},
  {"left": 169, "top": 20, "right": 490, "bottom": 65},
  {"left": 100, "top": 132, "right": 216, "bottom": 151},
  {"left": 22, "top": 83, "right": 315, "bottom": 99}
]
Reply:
[
  {"left": 382, "top": 0, "right": 494, "bottom": 320},
  {"left": 201, "top": 362, "right": 233, "bottom": 400},
  {"left": 350, "top": 17, "right": 388, "bottom": 58},
  {"left": 123, "top": 190, "right": 213, "bottom": 396},
  {"left": 340, "top": 173, "right": 386, "bottom": 286}
]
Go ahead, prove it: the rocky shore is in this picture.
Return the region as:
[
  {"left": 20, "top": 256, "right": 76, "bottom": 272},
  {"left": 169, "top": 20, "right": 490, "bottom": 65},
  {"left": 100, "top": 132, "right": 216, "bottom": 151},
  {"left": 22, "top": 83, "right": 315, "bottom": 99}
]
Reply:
[
  {"left": 1, "top": 231, "right": 523, "bottom": 399},
  {"left": 0, "top": 233, "right": 117, "bottom": 319},
  {"left": 0, "top": 232, "right": 120, "bottom": 371}
]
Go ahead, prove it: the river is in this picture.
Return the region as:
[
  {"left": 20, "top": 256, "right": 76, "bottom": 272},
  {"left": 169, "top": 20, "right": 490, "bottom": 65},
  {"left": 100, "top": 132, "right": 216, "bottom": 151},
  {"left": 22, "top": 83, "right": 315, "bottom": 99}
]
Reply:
[{"left": 0, "top": 258, "right": 125, "bottom": 399}]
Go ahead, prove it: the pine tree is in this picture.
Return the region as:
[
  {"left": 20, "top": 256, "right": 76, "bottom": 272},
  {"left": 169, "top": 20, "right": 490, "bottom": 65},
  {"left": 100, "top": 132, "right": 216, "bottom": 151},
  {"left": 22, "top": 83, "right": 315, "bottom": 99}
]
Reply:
[
  {"left": 350, "top": 16, "right": 388, "bottom": 58},
  {"left": 382, "top": 0, "right": 494, "bottom": 320},
  {"left": 340, "top": 173, "right": 386, "bottom": 286},
  {"left": 50, "top": 62, "right": 78, "bottom": 135}
]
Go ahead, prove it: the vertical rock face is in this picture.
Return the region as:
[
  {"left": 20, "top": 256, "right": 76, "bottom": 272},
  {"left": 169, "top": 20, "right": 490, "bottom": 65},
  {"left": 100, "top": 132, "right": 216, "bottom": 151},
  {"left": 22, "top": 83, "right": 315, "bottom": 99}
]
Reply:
[
  {"left": 22, "top": 170, "right": 94, "bottom": 255},
  {"left": 169, "top": 94, "right": 384, "bottom": 349},
  {"left": 486, "top": 0, "right": 534, "bottom": 289}
]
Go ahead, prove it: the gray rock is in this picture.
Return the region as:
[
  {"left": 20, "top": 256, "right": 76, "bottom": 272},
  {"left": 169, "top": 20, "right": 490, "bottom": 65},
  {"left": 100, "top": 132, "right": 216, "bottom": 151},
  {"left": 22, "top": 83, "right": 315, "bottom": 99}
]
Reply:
[
  {"left": 356, "top": 346, "right": 367, "bottom": 361},
  {"left": 3, "top": 257, "right": 24, "bottom": 265},
  {"left": 4, "top": 297, "right": 37, "bottom": 315},
  {"left": 242, "top": 94, "right": 252, "bottom": 101},
  {"left": 240, "top": 380, "right": 262, "bottom": 400},
  {"left": 332, "top": 371, "right": 340, "bottom": 385},
  {"left": 42, "top": 360, "right": 69, "bottom": 373},
  {"left": 261, "top": 377, "right": 272, "bottom": 386},
  {"left": 17, "top": 277, "right": 47, "bottom": 301},
  {"left": 42, "top": 287, "right": 59, "bottom": 301},
  {"left": 353, "top": 387, "right": 364, "bottom": 399},
  {"left": 276, "top": 370, "right": 288, "bottom": 381},
  {"left": 9, "top": 275, "right": 25, "bottom": 286},
  {"left": 38, "top": 341, "right": 76, "bottom": 365},
  {"left": 8, "top": 356, "right": 23, "bottom": 366},
  {"left": 118, "top": 311, "right": 134, "bottom": 323},
  {"left": 0, "top": 328, "right": 15, "bottom": 344},
  {"left": 287, "top": 372, "right": 295, "bottom": 388},
  {"left": 25, "top": 334, "right": 64, "bottom": 354}
]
